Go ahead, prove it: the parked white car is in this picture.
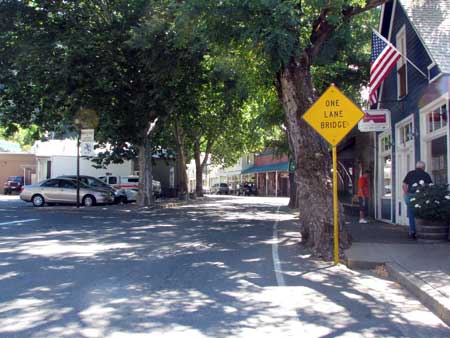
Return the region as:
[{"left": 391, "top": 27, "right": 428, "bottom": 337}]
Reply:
[
  {"left": 98, "top": 175, "right": 161, "bottom": 198},
  {"left": 114, "top": 188, "right": 138, "bottom": 204}
]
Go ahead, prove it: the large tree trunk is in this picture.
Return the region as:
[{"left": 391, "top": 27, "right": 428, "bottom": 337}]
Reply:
[
  {"left": 174, "top": 118, "right": 189, "bottom": 197},
  {"left": 193, "top": 139, "right": 212, "bottom": 197},
  {"left": 194, "top": 142, "right": 204, "bottom": 197},
  {"left": 278, "top": 59, "right": 350, "bottom": 259},
  {"left": 177, "top": 151, "right": 189, "bottom": 197},
  {"left": 137, "top": 136, "right": 153, "bottom": 206},
  {"left": 288, "top": 169, "right": 299, "bottom": 209}
]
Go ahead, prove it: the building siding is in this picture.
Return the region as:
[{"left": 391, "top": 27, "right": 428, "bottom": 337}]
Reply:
[
  {"left": 376, "top": 0, "right": 450, "bottom": 224},
  {"left": 254, "top": 153, "right": 288, "bottom": 167}
]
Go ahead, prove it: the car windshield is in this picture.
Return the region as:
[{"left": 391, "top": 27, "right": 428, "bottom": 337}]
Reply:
[
  {"left": 86, "top": 177, "right": 109, "bottom": 188},
  {"left": 76, "top": 180, "right": 91, "bottom": 189},
  {"left": 65, "top": 180, "right": 90, "bottom": 189},
  {"left": 61, "top": 176, "right": 110, "bottom": 188},
  {"left": 8, "top": 177, "right": 21, "bottom": 182}
]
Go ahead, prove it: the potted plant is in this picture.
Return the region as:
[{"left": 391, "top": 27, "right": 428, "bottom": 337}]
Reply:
[{"left": 410, "top": 182, "right": 450, "bottom": 241}]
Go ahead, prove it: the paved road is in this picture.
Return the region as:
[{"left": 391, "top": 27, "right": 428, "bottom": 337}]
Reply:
[{"left": 0, "top": 195, "right": 448, "bottom": 337}]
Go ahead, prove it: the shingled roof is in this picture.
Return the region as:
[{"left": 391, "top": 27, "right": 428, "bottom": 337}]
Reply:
[{"left": 399, "top": 0, "right": 450, "bottom": 74}]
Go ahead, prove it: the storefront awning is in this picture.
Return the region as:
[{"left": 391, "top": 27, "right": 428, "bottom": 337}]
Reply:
[{"left": 241, "top": 162, "right": 289, "bottom": 175}]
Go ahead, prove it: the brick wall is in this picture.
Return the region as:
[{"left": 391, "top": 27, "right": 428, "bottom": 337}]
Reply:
[{"left": 254, "top": 153, "right": 288, "bottom": 166}]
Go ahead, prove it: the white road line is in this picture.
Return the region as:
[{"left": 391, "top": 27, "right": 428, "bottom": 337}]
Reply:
[
  {"left": 0, "top": 219, "right": 39, "bottom": 226},
  {"left": 272, "top": 205, "right": 286, "bottom": 286}
]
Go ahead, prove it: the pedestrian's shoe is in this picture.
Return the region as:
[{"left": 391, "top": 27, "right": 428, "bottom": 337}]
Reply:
[
  {"left": 408, "top": 232, "right": 417, "bottom": 240},
  {"left": 359, "top": 218, "right": 368, "bottom": 224}
]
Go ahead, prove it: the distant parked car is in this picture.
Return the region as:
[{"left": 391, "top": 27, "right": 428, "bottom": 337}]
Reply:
[
  {"left": 236, "top": 182, "right": 257, "bottom": 196},
  {"left": 20, "top": 178, "right": 115, "bottom": 207},
  {"left": 98, "top": 175, "right": 161, "bottom": 199},
  {"left": 211, "top": 183, "right": 230, "bottom": 195},
  {"left": 3, "top": 176, "right": 24, "bottom": 195},
  {"left": 114, "top": 188, "right": 138, "bottom": 204}
]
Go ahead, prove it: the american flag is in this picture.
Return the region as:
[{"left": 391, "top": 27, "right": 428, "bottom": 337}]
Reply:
[{"left": 369, "top": 31, "right": 402, "bottom": 106}]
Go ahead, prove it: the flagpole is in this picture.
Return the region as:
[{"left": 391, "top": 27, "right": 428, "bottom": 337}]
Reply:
[{"left": 372, "top": 29, "right": 427, "bottom": 79}]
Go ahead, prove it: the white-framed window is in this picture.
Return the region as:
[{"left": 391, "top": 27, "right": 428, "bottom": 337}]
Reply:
[
  {"left": 425, "top": 104, "right": 447, "bottom": 134},
  {"left": 396, "top": 26, "right": 407, "bottom": 99},
  {"left": 420, "top": 99, "right": 449, "bottom": 185},
  {"left": 379, "top": 132, "right": 392, "bottom": 198},
  {"left": 380, "top": 133, "right": 392, "bottom": 153},
  {"left": 398, "top": 121, "right": 414, "bottom": 145}
]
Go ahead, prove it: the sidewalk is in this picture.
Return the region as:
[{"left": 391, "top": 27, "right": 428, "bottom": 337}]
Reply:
[
  {"left": 155, "top": 195, "right": 208, "bottom": 208},
  {"left": 344, "top": 218, "right": 450, "bottom": 327}
]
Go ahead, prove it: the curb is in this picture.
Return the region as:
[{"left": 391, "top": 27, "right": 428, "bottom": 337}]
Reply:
[
  {"left": 385, "top": 262, "right": 450, "bottom": 327},
  {"left": 344, "top": 258, "right": 383, "bottom": 270},
  {"left": 158, "top": 201, "right": 188, "bottom": 209},
  {"left": 344, "top": 255, "right": 450, "bottom": 327},
  {"left": 157, "top": 196, "right": 207, "bottom": 209}
]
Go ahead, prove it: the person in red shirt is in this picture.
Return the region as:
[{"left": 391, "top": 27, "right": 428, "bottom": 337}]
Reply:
[{"left": 357, "top": 170, "right": 370, "bottom": 223}]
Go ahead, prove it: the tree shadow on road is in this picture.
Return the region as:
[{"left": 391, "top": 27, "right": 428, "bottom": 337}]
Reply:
[{"left": 0, "top": 198, "right": 447, "bottom": 337}]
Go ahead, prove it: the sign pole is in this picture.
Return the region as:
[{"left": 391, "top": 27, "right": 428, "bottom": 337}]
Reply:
[
  {"left": 332, "top": 145, "right": 339, "bottom": 265},
  {"left": 76, "top": 133, "right": 80, "bottom": 208}
]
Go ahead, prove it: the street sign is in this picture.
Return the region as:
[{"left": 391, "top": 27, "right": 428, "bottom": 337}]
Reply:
[
  {"left": 302, "top": 84, "right": 365, "bottom": 265},
  {"left": 80, "top": 142, "right": 95, "bottom": 156},
  {"left": 80, "top": 129, "right": 95, "bottom": 143},
  {"left": 302, "top": 85, "right": 365, "bottom": 146},
  {"left": 358, "top": 109, "right": 390, "bottom": 132},
  {"left": 289, "top": 159, "right": 295, "bottom": 173}
]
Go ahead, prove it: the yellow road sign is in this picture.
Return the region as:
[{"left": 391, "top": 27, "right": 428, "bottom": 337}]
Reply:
[{"left": 302, "top": 84, "right": 365, "bottom": 146}]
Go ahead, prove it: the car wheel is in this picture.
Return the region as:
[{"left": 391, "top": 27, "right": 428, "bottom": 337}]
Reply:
[
  {"left": 32, "top": 194, "right": 45, "bottom": 207},
  {"left": 116, "top": 196, "right": 127, "bottom": 205},
  {"left": 83, "top": 195, "right": 96, "bottom": 207}
]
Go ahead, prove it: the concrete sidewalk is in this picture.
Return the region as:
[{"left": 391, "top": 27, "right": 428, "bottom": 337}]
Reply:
[{"left": 344, "top": 219, "right": 450, "bottom": 327}]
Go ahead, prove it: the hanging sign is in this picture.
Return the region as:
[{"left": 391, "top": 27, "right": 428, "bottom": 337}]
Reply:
[
  {"left": 80, "top": 142, "right": 95, "bottom": 156},
  {"left": 80, "top": 129, "right": 95, "bottom": 143},
  {"left": 358, "top": 109, "right": 390, "bottom": 132}
]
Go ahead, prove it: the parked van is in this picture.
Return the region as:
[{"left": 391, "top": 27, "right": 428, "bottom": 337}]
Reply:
[{"left": 98, "top": 175, "right": 161, "bottom": 198}]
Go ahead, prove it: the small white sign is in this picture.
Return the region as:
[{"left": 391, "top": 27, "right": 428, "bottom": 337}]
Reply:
[
  {"left": 358, "top": 109, "right": 390, "bottom": 132},
  {"left": 80, "top": 142, "right": 95, "bottom": 156},
  {"left": 80, "top": 129, "right": 95, "bottom": 143}
]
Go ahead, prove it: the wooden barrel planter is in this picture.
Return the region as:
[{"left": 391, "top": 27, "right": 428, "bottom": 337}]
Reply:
[{"left": 415, "top": 218, "right": 449, "bottom": 242}]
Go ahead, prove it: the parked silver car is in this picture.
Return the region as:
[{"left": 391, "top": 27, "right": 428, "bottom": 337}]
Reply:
[
  {"left": 20, "top": 178, "right": 115, "bottom": 207},
  {"left": 57, "top": 175, "right": 138, "bottom": 204},
  {"left": 211, "top": 183, "right": 230, "bottom": 195}
]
